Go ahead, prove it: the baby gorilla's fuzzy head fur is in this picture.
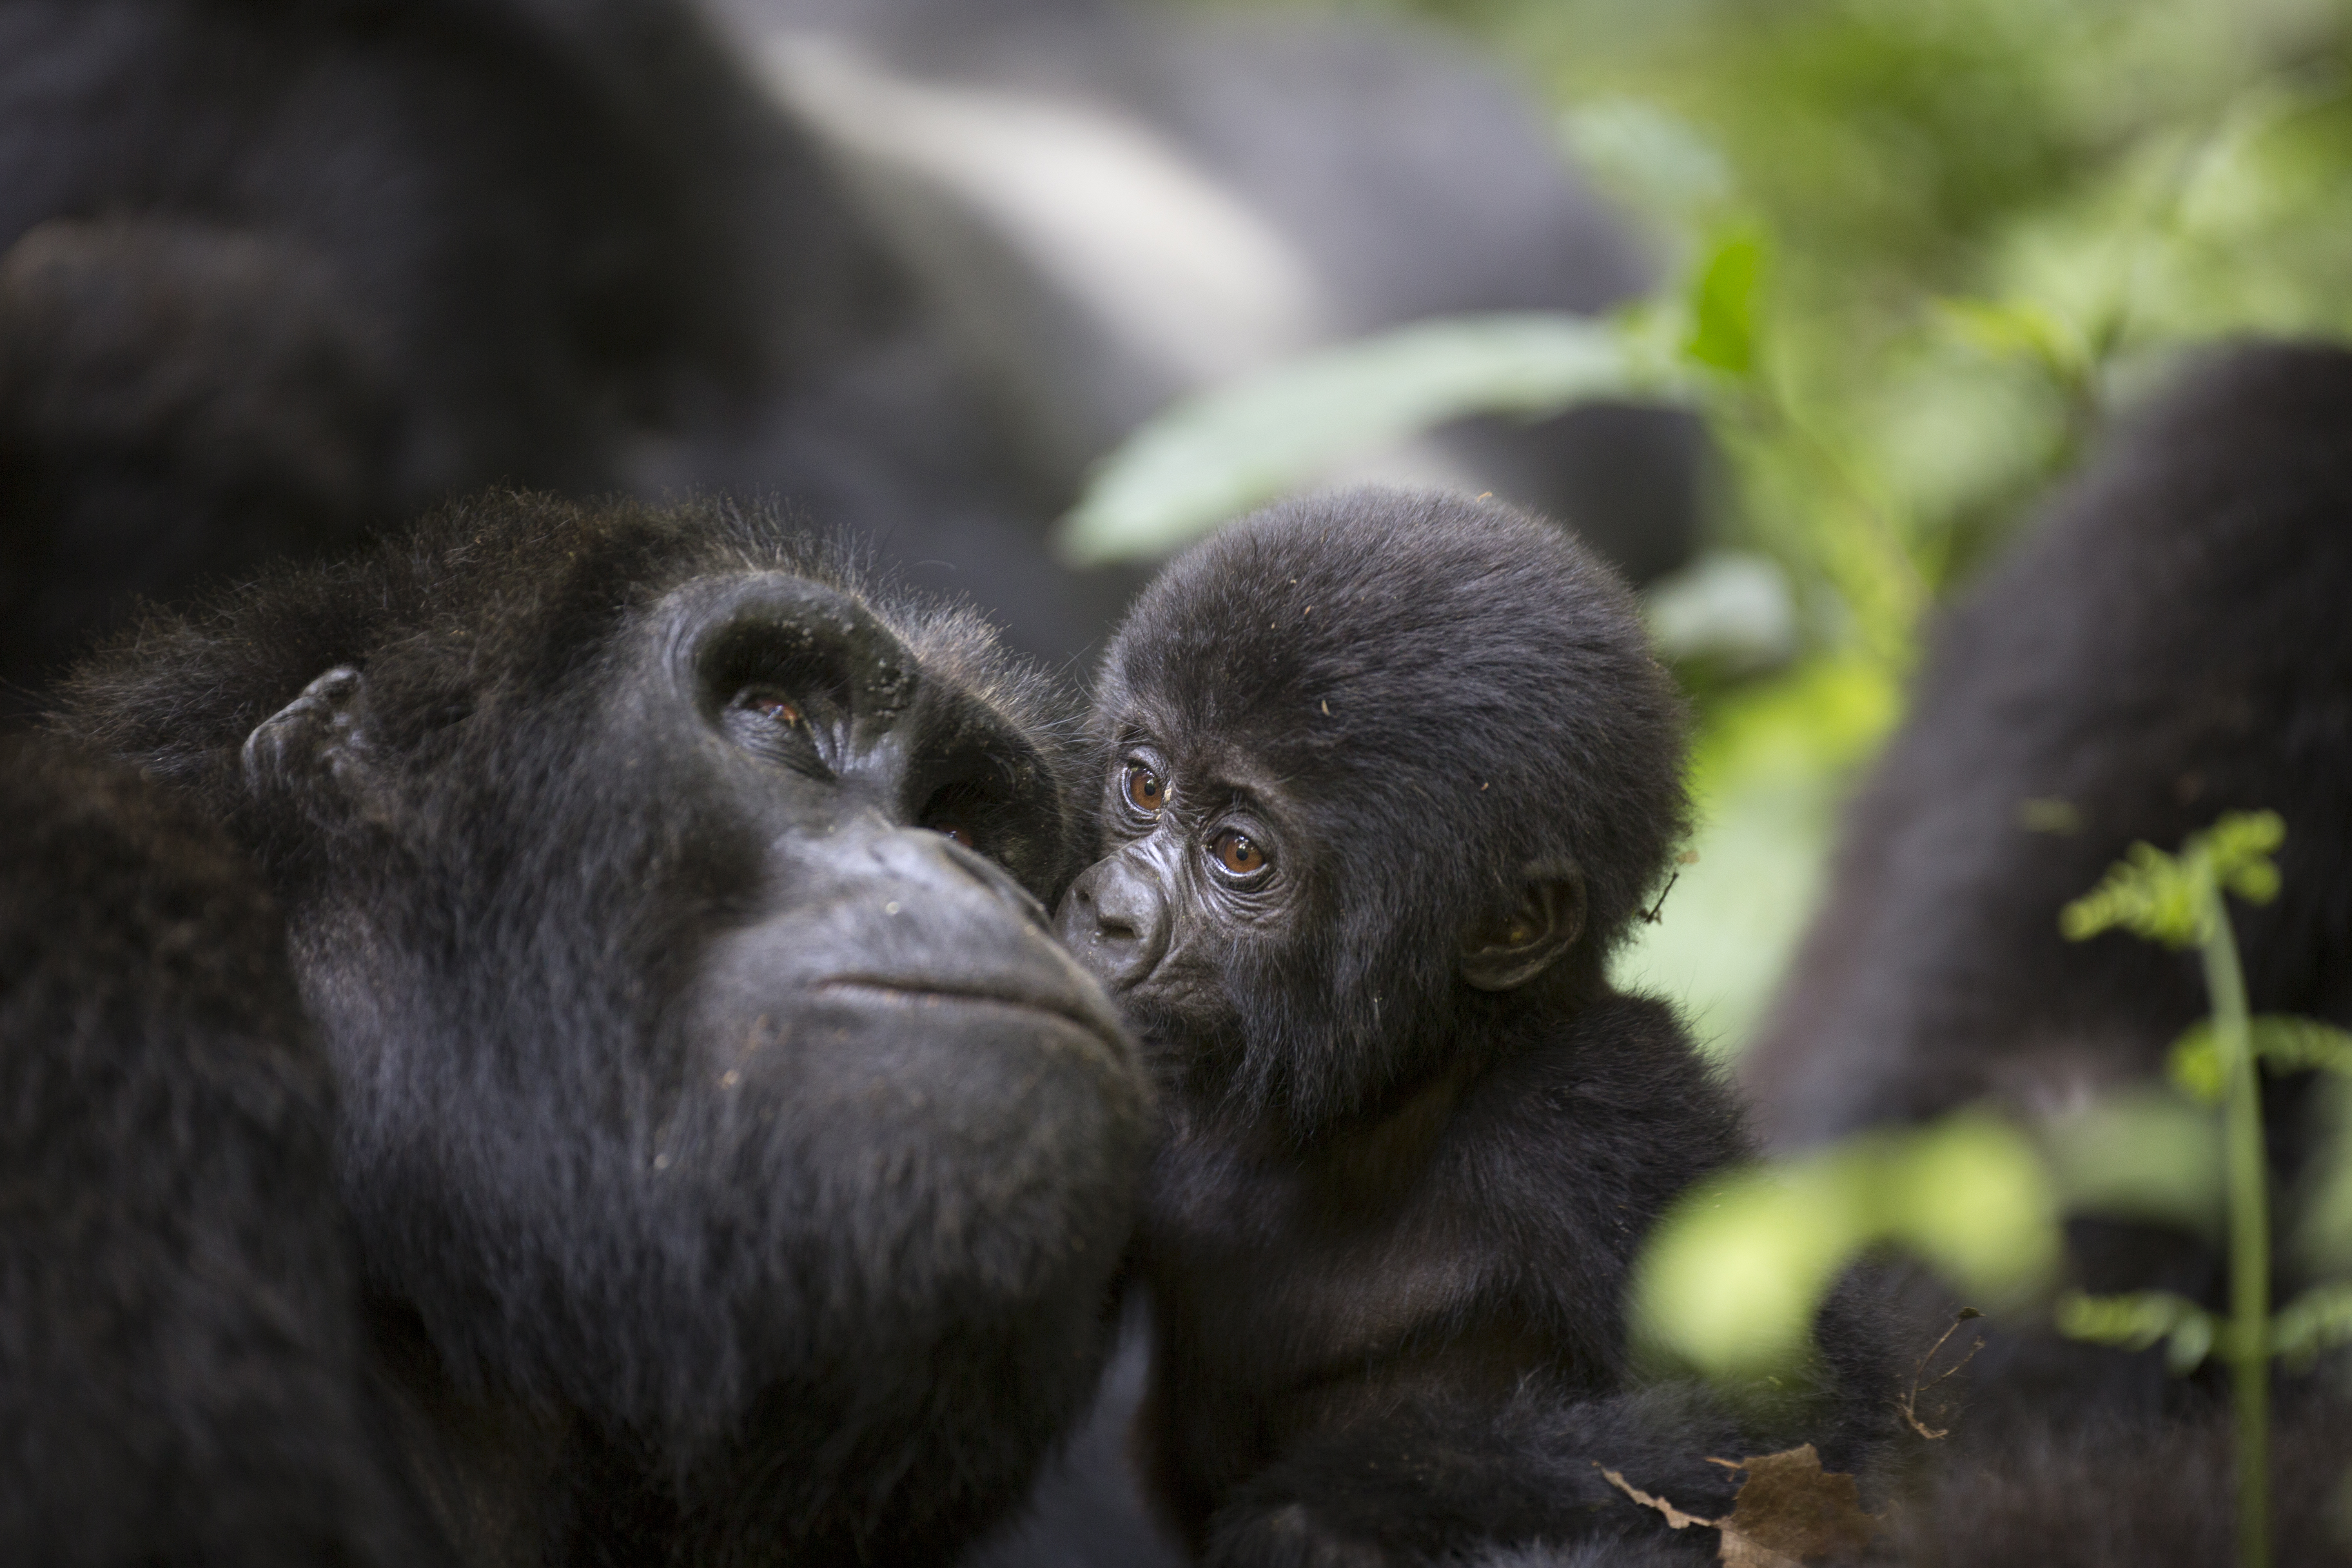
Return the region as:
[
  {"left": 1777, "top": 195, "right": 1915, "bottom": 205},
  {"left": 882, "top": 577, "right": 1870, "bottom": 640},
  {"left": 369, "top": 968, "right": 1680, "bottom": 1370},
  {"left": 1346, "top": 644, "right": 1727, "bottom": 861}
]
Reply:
[{"left": 1088, "top": 488, "right": 1688, "bottom": 1127}]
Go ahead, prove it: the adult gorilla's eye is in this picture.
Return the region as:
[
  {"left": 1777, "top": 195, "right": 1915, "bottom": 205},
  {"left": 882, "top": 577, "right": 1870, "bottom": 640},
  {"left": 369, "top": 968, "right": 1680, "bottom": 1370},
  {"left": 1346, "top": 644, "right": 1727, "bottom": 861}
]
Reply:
[
  {"left": 933, "top": 822, "right": 976, "bottom": 850},
  {"left": 1214, "top": 830, "right": 1268, "bottom": 877},
  {"left": 1123, "top": 764, "right": 1165, "bottom": 815},
  {"left": 741, "top": 689, "right": 805, "bottom": 728}
]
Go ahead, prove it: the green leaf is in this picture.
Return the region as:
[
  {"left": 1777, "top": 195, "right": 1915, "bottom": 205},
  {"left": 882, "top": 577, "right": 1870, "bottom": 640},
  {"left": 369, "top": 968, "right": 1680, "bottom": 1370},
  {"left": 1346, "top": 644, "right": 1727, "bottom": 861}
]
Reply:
[
  {"left": 2270, "top": 1281, "right": 2352, "bottom": 1372},
  {"left": 2169, "top": 1022, "right": 2227, "bottom": 1105},
  {"left": 2252, "top": 1016, "right": 2352, "bottom": 1077},
  {"left": 2061, "top": 840, "right": 2203, "bottom": 948},
  {"left": 2060, "top": 811, "right": 2286, "bottom": 949},
  {"left": 2056, "top": 1289, "right": 2218, "bottom": 1374},
  {"left": 2176, "top": 1014, "right": 2352, "bottom": 1102},
  {"left": 1682, "top": 229, "right": 1766, "bottom": 377},
  {"left": 2204, "top": 809, "right": 2286, "bottom": 903},
  {"left": 1055, "top": 312, "right": 1695, "bottom": 567},
  {"left": 1937, "top": 298, "right": 2092, "bottom": 385},
  {"left": 1631, "top": 1113, "right": 2057, "bottom": 1379},
  {"left": 1561, "top": 98, "right": 1731, "bottom": 222}
]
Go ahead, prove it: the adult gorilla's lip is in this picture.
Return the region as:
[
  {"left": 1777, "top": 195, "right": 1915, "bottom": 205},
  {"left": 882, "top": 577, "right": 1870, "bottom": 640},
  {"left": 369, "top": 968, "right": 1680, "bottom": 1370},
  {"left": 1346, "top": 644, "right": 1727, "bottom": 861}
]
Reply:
[{"left": 812, "top": 978, "right": 1128, "bottom": 1053}]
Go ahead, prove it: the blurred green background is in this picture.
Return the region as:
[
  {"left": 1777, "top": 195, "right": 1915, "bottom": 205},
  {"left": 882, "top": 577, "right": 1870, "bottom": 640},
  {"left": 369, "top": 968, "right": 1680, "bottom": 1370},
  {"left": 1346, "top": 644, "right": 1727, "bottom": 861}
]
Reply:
[{"left": 1128, "top": 0, "right": 2352, "bottom": 1055}]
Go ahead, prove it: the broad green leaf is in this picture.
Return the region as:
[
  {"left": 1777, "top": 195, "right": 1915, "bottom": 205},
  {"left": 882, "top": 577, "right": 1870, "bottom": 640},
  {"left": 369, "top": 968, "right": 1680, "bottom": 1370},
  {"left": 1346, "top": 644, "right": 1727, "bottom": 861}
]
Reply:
[
  {"left": 1056, "top": 312, "right": 1693, "bottom": 567},
  {"left": 1561, "top": 98, "right": 1732, "bottom": 221},
  {"left": 1632, "top": 1113, "right": 2057, "bottom": 1379},
  {"left": 1937, "top": 298, "right": 2091, "bottom": 384},
  {"left": 1682, "top": 230, "right": 1765, "bottom": 377}
]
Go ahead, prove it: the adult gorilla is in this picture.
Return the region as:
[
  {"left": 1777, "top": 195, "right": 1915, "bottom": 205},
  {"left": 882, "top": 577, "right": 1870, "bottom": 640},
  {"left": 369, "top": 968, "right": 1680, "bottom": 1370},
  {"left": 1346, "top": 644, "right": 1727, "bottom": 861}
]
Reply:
[{"left": 36, "top": 490, "right": 1152, "bottom": 1565}]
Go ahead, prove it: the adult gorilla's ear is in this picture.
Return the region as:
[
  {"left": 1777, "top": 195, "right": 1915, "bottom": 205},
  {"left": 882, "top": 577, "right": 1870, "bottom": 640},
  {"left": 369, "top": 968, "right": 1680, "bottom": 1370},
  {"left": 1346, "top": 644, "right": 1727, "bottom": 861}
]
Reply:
[
  {"left": 1460, "top": 858, "right": 1586, "bottom": 992},
  {"left": 242, "top": 665, "right": 393, "bottom": 823}
]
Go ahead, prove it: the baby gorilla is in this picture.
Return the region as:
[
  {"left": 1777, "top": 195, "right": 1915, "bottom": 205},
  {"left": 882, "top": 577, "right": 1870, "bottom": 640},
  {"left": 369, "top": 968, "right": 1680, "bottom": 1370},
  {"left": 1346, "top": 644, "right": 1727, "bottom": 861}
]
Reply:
[{"left": 1054, "top": 490, "right": 1888, "bottom": 1566}]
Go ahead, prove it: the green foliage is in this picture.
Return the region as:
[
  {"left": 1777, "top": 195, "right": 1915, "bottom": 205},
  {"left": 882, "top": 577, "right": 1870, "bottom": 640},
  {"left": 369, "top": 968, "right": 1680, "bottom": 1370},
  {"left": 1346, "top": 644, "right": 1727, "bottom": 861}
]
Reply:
[
  {"left": 1055, "top": 312, "right": 1695, "bottom": 566},
  {"left": 1680, "top": 229, "right": 1764, "bottom": 376},
  {"left": 1610, "top": 654, "right": 1899, "bottom": 1054},
  {"left": 1142, "top": 0, "right": 2352, "bottom": 1066},
  {"left": 2059, "top": 810, "right": 2284, "bottom": 948},
  {"left": 1630, "top": 1113, "right": 2058, "bottom": 1377},
  {"left": 2056, "top": 813, "right": 2305, "bottom": 1568},
  {"left": 2056, "top": 1280, "right": 2352, "bottom": 1378},
  {"left": 2170, "top": 1017, "right": 2352, "bottom": 1105},
  {"left": 2057, "top": 1287, "right": 2220, "bottom": 1375}
]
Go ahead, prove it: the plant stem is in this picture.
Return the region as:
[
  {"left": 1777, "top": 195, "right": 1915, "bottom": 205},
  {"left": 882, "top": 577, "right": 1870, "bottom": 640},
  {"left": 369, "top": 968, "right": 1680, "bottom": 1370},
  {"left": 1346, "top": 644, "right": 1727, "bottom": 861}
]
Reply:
[{"left": 2199, "top": 878, "right": 2270, "bottom": 1568}]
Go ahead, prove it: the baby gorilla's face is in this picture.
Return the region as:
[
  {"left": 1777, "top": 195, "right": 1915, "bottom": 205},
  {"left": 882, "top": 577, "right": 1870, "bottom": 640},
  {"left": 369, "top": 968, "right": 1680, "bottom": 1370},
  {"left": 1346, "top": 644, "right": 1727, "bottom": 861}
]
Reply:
[
  {"left": 1052, "top": 707, "right": 1589, "bottom": 1124},
  {"left": 1052, "top": 724, "right": 1316, "bottom": 1067}
]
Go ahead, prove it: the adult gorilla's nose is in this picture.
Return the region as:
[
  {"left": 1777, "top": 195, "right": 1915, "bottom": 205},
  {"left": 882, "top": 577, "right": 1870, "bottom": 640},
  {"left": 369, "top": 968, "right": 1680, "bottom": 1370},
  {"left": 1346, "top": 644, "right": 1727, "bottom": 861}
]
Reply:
[{"left": 1054, "top": 853, "right": 1169, "bottom": 990}]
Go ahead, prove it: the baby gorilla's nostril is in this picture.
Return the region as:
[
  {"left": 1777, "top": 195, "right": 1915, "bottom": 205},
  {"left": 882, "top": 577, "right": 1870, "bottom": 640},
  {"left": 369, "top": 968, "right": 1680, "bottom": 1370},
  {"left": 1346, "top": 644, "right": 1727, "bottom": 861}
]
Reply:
[{"left": 1053, "top": 852, "right": 1169, "bottom": 989}]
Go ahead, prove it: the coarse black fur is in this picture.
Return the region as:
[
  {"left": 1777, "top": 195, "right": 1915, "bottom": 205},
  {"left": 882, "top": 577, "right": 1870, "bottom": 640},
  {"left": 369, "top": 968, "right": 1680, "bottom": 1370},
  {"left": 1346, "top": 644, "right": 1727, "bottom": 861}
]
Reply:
[
  {"left": 0, "top": 734, "right": 448, "bottom": 1567},
  {"left": 47, "top": 489, "right": 1152, "bottom": 1566},
  {"left": 1054, "top": 490, "right": 1894, "bottom": 1566}
]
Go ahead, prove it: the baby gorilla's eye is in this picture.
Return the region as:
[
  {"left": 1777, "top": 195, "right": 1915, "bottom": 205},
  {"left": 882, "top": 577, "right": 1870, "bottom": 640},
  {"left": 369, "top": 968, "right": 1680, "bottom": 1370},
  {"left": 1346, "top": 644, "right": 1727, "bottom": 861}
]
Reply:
[
  {"left": 1123, "top": 764, "right": 1165, "bottom": 815},
  {"left": 933, "top": 822, "right": 976, "bottom": 850},
  {"left": 1214, "top": 830, "right": 1268, "bottom": 877}
]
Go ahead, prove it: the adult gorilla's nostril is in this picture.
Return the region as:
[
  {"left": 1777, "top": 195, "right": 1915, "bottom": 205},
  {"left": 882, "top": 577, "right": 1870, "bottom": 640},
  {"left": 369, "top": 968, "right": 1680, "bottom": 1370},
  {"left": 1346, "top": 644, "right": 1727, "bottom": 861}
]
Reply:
[{"left": 1054, "top": 853, "right": 1168, "bottom": 990}]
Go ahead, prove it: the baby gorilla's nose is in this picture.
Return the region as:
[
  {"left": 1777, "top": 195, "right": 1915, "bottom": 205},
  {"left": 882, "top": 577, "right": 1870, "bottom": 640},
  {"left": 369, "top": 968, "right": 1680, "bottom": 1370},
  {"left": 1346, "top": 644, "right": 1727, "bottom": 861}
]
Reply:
[{"left": 1054, "top": 851, "right": 1169, "bottom": 991}]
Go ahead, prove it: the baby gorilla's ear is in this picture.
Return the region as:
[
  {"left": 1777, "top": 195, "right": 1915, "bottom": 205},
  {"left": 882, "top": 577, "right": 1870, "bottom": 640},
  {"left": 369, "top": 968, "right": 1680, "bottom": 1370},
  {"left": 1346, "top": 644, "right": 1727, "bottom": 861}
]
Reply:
[{"left": 1459, "top": 859, "right": 1586, "bottom": 991}]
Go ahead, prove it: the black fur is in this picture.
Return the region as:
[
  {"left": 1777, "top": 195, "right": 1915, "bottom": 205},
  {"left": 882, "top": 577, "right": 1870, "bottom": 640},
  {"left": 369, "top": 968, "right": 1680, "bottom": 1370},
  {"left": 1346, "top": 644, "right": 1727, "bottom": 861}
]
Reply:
[
  {"left": 0, "top": 734, "right": 447, "bottom": 1566},
  {"left": 1054, "top": 491, "right": 1892, "bottom": 1566},
  {"left": 47, "top": 490, "right": 1152, "bottom": 1565}
]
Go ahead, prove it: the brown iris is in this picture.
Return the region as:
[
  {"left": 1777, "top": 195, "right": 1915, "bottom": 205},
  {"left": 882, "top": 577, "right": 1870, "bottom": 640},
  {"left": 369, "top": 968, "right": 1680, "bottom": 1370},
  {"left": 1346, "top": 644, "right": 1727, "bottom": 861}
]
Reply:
[
  {"left": 1214, "top": 830, "right": 1267, "bottom": 876},
  {"left": 1123, "top": 764, "right": 1165, "bottom": 815},
  {"left": 748, "top": 692, "right": 804, "bottom": 726}
]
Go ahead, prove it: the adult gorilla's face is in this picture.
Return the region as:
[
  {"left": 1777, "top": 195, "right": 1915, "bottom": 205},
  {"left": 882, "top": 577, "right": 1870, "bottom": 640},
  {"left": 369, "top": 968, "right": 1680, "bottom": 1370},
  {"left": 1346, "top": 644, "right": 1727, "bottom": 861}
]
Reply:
[{"left": 107, "top": 501, "right": 1152, "bottom": 1560}]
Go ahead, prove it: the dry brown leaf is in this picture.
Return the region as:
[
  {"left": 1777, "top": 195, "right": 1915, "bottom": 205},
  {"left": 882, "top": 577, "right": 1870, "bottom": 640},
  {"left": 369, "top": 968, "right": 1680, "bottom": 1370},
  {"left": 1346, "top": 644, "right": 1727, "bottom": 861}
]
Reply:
[
  {"left": 1598, "top": 1446, "right": 1874, "bottom": 1567},
  {"left": 1599, "top": 1466, "right": 1714, "bottom": 1532},
  {"left": 1715, "top": 1445, "right": 1877, "bottom": 1563},
  {"left": 1717, "top": 1533, "right": 1806, "bottom": 1568}
]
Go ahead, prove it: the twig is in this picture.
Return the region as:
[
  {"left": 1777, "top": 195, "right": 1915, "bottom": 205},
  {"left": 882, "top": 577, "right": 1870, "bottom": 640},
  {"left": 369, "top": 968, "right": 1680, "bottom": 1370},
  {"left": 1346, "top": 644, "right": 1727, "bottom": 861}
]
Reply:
[{"left": 1896, "top": 1308, "right": 1986, "bottom": 1440}]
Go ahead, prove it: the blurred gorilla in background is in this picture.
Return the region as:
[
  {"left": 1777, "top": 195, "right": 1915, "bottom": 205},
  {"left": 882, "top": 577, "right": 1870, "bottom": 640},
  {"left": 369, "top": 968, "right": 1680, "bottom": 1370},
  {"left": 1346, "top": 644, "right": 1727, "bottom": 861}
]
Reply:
[
  {"left": 0, "top": 0, "right": 883, "bottom": 701},
  {"left": 718, "top": 0, "right": 1702, "bottom": 583},
  {"left": 1, "top": 0, "right": 1699, "bottom": 704},
  {"left": 1742, "top": 342, "right": 2352, "bottom": 1565}
]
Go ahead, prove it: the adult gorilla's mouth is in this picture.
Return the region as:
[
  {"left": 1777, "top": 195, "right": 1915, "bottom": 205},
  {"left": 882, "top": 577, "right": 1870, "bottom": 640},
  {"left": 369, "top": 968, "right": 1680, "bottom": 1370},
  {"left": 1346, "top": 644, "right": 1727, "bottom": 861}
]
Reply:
[{"left": 813, "top": 979, "right": 1129, "bottom": 1056}]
